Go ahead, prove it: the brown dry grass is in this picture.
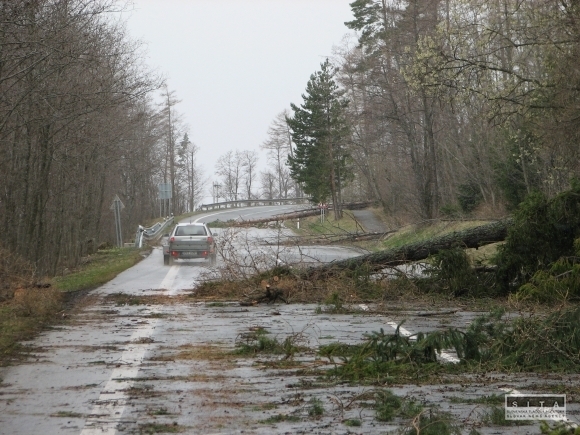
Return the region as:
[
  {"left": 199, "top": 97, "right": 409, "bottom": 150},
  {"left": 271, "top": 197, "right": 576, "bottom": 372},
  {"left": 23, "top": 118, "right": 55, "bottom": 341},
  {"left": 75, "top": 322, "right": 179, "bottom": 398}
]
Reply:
[
  {"left": 174, "top": 344, "right": 234, "bottom": 361},
  {"left": 104, "top": 293, "right": 192, "bottom": 306},
  {"left": 191, "top": 268, "right": 427, "bottom": 305},
  {"left": 0, "top": 246, "right": 65, "bottom": 364},
  {"left": 11, "top": 287, "right": 64, "bottom": 317},
  {"left": 150, "top": 344, "right": 236, "bottom": 366},
  {"left": 1, "top": 287, "right": 65, "bottom": 364},
  {"left": 0, "top": 245, "right": 36, "bottom": 302}
]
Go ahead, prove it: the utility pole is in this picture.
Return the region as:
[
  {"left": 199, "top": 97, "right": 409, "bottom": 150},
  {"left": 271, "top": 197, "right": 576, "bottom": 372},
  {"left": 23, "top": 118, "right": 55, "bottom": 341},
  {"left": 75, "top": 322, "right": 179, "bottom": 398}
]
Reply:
[{"left": 213, "top": 182, "right": 221, "bottom": 203}]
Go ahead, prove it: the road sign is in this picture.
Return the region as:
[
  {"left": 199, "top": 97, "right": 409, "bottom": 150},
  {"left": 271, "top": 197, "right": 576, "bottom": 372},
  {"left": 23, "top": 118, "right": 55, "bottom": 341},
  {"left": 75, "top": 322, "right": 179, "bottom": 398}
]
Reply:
[
  {"left": 109, "top": 194, "right": 125, "bottom": 210},
  {"left": 158, "top": 183, "right": 172, "bottom": 199}
]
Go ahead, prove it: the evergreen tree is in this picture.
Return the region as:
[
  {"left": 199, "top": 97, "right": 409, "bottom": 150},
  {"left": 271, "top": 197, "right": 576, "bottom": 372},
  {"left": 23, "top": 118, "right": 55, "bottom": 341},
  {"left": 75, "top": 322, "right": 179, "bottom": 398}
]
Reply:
[{"left": 287, "top": 59, "right": 351, "bottom": 219}]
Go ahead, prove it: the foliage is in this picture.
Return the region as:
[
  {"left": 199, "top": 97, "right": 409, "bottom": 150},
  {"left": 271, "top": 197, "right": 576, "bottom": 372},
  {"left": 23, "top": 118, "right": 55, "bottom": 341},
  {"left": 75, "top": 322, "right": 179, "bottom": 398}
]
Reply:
[
  {"left": 307, "top": 397, "right": 324, "bottom": 417},
  {"left": 260, "top": 414, "right": 300, "bottom": 424},
  {"left": 447, "top": 307, "right": 580, "bottom": 370},
  {"left": 287, "top": 59, "right": 352, "bottom": 211},
  {"left": 493, "top": 128, "right": 542, "bottom": 211},
  {"left": 482, "top": 406, "right": 528, "bottom": 426},
  {"left": 540, "top": 421, "right": 580, "bottom": 435},
  {"left": 138, "top": 423, "right": 185, "bottom": 434},
  {"left": 439, "top": 204, "right": 461, "bottom": 218},
  {"left": 369, "top": 389, "right": 458, "bottom": 433},
  {"left": 206, "top": 219, "right": 236, "bottom": 228},
  {"left": 458, "top": 182, "right": 483, "bottom": 213},
  {"left": 374, "top": 389, "right": 402, "bottom": 421},
  {"left": 424, "top": 248, "right": 481, "bottom": 296},
  {"left": 494, "top": 182, "right": 580, "bottom": 293},
  {"left": 322, "top": 292, "right": 346, "bottom": 313},
  {"left": 321, "top": 306, "right": 580, "bottom": 383},
  {"left": 234, "top": 328, "right": 306, "bottom": 359},
  {"left": 516, "top": 256, "right": 580, "bottom": 302},
  {"left": 344, "top": 419, "right": 362, "bottom": 427},
  {"left": 404, "top": 411, "right": 460, "bottom": 435}
]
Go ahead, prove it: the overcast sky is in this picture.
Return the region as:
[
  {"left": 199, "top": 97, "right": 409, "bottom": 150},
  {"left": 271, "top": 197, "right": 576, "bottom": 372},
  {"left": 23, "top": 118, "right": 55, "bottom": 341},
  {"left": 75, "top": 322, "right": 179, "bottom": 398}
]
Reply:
[{"left": 123, "top": 0, "right": 354, "bottom": 203}]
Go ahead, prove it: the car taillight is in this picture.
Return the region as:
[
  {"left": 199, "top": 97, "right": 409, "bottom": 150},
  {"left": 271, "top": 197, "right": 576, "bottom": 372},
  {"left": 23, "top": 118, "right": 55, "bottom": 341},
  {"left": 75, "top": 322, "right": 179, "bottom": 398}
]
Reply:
[
  {"left": 170, "top": 236, "right": 175, "bottom": 242},
  {"left": 207, "top": 236, "right": 213, "bottom": 243}
]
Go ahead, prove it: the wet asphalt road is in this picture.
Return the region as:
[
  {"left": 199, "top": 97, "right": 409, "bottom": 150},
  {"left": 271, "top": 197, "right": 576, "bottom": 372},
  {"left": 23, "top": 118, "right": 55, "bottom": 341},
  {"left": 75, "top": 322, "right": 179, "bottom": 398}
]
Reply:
[{"left": 1, "top": 206, "right": 578, "bottom": 434}]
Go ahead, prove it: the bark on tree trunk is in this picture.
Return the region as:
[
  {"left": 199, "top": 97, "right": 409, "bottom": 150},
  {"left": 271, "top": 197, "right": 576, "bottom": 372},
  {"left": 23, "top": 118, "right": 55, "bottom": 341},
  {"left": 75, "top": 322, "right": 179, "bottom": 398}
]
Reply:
[{"left": 307, "top": 218, "right": 512, "bottom": 276}]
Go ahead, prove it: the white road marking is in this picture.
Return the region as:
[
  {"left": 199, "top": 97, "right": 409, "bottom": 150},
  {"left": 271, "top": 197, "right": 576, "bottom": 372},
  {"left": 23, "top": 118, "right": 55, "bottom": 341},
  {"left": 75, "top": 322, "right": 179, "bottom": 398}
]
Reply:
[
  {"left": 160, "top": 264, "right": 180, "bottom": 294},
  {"left": 80, "top": 265, "right": 180, "bottom": 434}
]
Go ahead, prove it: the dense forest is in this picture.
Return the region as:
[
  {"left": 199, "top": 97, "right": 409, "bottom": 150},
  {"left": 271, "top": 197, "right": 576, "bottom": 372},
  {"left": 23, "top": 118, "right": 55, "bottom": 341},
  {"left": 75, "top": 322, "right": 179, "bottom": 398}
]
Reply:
[
  {"left": 2, "top": 0, "right": 580, "bottom": 275},
  {"left": 0, "top": 1, "right": 203, "bottom": 275},
  {"left": 340, "top": 0, "right": 580, "bottom": 219},
  {"left": 273, "top": 0, "right": 580, "bottom": 221}
]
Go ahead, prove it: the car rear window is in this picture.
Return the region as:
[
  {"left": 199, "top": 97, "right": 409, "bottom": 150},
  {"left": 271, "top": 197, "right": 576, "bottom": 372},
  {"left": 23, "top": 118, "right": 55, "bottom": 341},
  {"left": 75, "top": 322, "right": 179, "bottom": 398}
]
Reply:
[{"left": 175, "top": 225, "right": 207, "bottom": 236}]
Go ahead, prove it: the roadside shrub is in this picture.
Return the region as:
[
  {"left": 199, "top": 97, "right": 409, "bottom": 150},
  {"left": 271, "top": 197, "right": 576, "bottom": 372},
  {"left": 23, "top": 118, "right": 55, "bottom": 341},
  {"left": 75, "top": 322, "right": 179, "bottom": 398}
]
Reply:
[
  {"left": 440, "top": 203, "right": 461, "bottom": 218},
  {"left": 424, "top": 248, "right": 475, "bottom": 296},
  {"left": 458, "top": 182, "right": 483, "bottom": 213},
  {"left": 516, "top": 257, "right": 580, "bottom": 302},
  {"left": 494, "top": 181, "right": 580, "bottom": 294},
  {"left": 13, "top": 288, "right": 63, "bottom": 318}
]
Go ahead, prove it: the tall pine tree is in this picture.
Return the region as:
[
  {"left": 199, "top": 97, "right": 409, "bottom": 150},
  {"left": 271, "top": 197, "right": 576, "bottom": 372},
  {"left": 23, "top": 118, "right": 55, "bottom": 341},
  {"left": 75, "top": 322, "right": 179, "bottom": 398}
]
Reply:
[{"left": 287, "top": 59, "right": 351, "bottom": 219}]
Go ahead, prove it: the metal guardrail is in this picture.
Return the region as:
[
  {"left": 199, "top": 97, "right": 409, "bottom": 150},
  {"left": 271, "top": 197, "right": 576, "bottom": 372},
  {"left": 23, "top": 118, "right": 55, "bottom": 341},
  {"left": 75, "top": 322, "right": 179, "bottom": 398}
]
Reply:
[
  {"left": 135, "top": 216, "right": 174, "bottom": 248},
  {"left": 199, "top": 197, "right": 311, "bottom": 211}
]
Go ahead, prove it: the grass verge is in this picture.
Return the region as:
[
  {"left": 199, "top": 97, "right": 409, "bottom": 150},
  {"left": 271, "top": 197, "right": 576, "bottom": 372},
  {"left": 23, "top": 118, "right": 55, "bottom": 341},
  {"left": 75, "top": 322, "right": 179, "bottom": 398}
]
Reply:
[
  {"left": 52, "top": 248, "right": 146, "bottom": 292},
  {"left": 284, "top": 210, "right": 364, "bottom": 237}
]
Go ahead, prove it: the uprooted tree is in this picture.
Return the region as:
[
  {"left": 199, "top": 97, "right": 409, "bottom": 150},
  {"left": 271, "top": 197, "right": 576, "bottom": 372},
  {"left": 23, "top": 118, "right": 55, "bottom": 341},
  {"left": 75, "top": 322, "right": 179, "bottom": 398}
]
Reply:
[
  {"left": 308, "top": 218, "right": 511, "bottom": 276},
  {"left": 198, "top": 183, "right": 580, "bottom": 303},
  {"left": 309, "top": 182, "right": 580, "bottom": 298}
]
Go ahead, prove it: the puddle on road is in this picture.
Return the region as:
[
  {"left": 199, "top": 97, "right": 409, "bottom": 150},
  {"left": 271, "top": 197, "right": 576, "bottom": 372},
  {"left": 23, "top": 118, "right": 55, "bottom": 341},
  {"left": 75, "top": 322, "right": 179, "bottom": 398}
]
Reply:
[
  {"left": 89, "top": 301, "right": 578, "bottom": 435},
  {"left": 1, "top": 297, "right": 578, "bottom": 435}
]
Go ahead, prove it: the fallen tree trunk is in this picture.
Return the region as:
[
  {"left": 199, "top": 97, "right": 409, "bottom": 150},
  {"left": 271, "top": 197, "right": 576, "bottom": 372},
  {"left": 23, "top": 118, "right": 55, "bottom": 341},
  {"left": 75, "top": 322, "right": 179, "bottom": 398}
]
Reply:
[{"left": 308, "top": 218, "right": 512, "bottom": 277}]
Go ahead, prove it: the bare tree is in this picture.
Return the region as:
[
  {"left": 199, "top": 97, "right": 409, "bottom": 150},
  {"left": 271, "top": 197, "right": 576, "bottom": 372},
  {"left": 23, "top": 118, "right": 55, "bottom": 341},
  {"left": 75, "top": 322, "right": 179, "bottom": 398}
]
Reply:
[
  {"left": 177, "top": 133, "right": 205, "bottom": 211},
  {"left": 241, "top": 149, "right": 259, "bottom": 200},
  {"left": 0, "top": 0, "right": 163, "bottom": 274},
  {"left": 159, "top": 87, "right": 182, "bottom": 215},
  {"left": 215, "top": 150, "right": 243, "bottom": 202},
  {"left": 261, "top": 111, "right": 294, "bottom": 198},
  {"left": 260, "top": 170, "right": 278, "bottom": 199}
]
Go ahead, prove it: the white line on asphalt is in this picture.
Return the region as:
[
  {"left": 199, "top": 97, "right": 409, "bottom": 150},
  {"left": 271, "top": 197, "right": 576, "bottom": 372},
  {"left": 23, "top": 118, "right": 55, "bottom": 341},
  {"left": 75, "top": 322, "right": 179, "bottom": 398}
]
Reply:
[
  {"left": 80, "top": 264, "right": 180, "bottom": 435},
  {"left": 160, "top": 264, "right": 180, "bottom": 294}
]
